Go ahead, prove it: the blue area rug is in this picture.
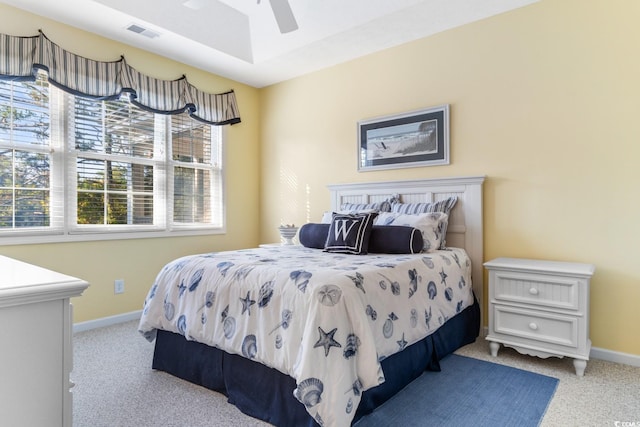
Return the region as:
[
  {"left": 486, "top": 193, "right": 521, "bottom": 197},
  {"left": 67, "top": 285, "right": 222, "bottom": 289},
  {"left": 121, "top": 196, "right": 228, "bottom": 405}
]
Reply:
[{"left": 355, "top": 354, "right": 558, "bottom": 427}]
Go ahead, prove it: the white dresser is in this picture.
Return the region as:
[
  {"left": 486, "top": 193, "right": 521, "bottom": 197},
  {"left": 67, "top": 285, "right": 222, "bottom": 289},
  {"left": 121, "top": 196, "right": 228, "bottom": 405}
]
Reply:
[
  {"left": 484, "top": 257, "right": 595, "bottom": 376},
  {"left": 0, "top": 255, "right": 89, "bottom": 426}
]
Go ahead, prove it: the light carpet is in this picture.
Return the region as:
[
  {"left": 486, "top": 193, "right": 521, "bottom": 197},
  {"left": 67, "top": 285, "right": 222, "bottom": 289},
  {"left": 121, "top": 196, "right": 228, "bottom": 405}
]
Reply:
[{"left": 73, "top": 320, "right": 640, "bottom": 426}]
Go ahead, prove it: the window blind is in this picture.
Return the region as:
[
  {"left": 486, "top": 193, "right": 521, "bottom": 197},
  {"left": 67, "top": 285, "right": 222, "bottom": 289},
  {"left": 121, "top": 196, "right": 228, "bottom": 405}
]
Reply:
[
  {"left": 171, "top": 113, "right": 223, "bottom": 227},
  {"left": 71, "top": 95, "right": 159, "bottom": 228},
  {"left": 0, "top": 75, "right": 224, "bottom": 244},
  {"left": 0, "top": 74, "right": 56, "bottom": 231}
]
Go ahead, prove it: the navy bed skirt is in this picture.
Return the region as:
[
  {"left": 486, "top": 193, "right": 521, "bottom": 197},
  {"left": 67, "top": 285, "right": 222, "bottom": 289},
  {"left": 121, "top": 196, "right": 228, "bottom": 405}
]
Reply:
[{"left": 152, "top": 297, "right": 480, "bottom": 426}]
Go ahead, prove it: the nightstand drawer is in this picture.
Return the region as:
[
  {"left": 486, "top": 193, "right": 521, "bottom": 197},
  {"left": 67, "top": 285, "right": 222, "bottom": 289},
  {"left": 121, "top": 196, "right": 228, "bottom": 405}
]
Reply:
[
  {"left": 493, "top": 305, "right": 578, "bottom": 348},
  {"left": 492, "top": 270, "right": 582, "bottom": 311}
]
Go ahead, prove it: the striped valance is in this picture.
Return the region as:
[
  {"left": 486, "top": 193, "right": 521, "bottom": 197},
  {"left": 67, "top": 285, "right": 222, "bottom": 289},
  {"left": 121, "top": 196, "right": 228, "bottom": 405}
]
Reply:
[{"left": 0, "top": 31, "right": 240, "bottom": 125}]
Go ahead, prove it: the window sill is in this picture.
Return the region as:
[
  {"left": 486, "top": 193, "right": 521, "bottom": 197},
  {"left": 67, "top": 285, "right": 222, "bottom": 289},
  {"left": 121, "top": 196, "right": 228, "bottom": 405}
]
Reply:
[{"left": 0, "top": 227, "right": 226, "bottom": 246}]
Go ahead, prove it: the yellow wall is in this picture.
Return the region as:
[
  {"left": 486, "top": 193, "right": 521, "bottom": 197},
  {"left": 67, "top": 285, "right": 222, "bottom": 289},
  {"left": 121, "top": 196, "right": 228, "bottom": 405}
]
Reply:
[
  {"left": 0, "top": 4, "right": 262, "bottom": 322},
  {"left": 259, "top": 0, "right": 640, "bottom": 356},
  {"left": 2, "top": 1, "right": 639, "bottom": 357}
]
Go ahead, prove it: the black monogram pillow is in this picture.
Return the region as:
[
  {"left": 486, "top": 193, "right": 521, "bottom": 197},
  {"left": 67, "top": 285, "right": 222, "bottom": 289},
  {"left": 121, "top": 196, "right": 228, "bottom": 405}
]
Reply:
[{"left": 324, "top": 212, "right": 378, "bottom": 255}]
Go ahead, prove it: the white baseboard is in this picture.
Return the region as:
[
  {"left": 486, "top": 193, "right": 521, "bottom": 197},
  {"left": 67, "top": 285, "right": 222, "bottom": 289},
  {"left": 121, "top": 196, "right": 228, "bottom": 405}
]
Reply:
[
  {"left": 73, "top": 310, "right": 142, "bottom": 333},
  {"left": 590, "top": 346, "right": 640, "bottom": 368},
  {"left": 481, "top": 326, "right": 640, "bottom": 367}
]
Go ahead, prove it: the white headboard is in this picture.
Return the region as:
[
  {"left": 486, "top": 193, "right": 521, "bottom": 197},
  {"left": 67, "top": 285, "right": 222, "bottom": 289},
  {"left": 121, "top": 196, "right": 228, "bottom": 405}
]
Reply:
[{"left": 328, "top": 176, "right": 485, "bottom": 332}]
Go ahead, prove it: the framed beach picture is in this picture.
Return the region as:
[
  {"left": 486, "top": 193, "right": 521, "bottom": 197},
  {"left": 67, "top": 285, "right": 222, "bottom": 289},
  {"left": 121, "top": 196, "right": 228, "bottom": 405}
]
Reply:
[{"left": 357, "top": 105, "right": 450, "bottom": 171}]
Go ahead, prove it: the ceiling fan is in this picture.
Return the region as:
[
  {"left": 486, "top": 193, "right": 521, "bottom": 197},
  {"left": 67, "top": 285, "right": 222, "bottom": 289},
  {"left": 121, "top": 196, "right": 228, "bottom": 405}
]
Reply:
[{"left": 258, "top": 0, "right": 299, "bottom": 33}]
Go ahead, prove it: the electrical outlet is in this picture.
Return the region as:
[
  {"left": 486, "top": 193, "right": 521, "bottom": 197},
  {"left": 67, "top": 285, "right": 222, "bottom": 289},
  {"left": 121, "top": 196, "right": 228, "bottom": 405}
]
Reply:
[{"left": 114, "top": 279, "right": 125, "bottom": 294}]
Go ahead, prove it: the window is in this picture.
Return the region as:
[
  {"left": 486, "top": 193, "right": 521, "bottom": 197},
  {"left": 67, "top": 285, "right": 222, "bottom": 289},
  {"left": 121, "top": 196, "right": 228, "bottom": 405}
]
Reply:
[
  {"left": 171, "top": 113, "right": 223, "bottom": 228},
  {"left": 0, "top": 76, "right": 225, "bottom": 244},
  {"left": 0, "top": 75, "right": 52, "bottom": 231}
]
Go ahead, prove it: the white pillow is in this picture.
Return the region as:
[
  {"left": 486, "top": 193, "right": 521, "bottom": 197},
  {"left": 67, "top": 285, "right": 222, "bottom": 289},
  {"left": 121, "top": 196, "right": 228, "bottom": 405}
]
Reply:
[{"left": 374, "top": 212, "right": 448, "bottom": 253}]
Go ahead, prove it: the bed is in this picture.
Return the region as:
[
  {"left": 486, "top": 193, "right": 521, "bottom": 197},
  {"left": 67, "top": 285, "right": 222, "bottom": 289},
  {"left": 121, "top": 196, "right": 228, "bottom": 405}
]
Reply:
[{"left": 138, "top": 176, "right": 485, "bottom": 427}]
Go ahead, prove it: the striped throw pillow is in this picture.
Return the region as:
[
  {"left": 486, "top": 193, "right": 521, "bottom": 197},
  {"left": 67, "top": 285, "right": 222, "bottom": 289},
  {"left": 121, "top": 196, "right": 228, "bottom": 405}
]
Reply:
[{"left": 391, "top": 196, "right": 458, "bottom": 216}]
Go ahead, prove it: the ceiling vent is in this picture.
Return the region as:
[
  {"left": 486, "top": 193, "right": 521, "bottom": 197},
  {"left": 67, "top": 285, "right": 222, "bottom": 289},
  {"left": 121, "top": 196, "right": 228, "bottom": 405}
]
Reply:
[{"left": 126, "top": 23, "right": 160, "bottom": 39}]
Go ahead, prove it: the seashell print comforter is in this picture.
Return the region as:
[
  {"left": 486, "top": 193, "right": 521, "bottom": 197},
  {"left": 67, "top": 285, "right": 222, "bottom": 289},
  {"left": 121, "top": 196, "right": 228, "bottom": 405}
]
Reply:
[{"left": 138, "top": 245, "right": 474, "bottom": 427}]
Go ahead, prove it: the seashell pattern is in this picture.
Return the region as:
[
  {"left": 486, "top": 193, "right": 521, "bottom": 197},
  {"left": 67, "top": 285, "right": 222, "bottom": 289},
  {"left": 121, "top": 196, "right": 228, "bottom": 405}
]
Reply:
[
  {"left": 438, "top": 308, "right": 448, "bottom": 325},
  {"left": 440, "top": 254, "right": 452, "bottom": 266},
  {"left": 257, "top": 281, "right": 275, "bottom": 308},
  {"left": 198, "top": 291, "right": 216, "bottom": 312},
  {"left": 410, "top": 309, "right": 418, "bottom": 328},
  {"left": 346, "top": 398, "right": 353, "bottom": 414},
  {"left": 408, "top": 268, "right": 420, "bottom": 298},
  {"left": 427, "top": 281, "right": 437, "bottom": 299},
  {"left": 375, "top": 263, "right": 396, "bottom": 269},
  {"left": 346, "top": 378, "right": 363, "bottom": 396},
  {"left": 317, "top": 285, "right": 342, "bottom": 306},
  {"left": 164, "top": 298, "right": 175, "bottom": 321},
  {"left": 295, "top": 378, "right": 324, "bottom": 408},
  {"left": 147, "top": 283, "right": 158, "bottom": 300},
  {"left": 275, "top": 334, "right": 283, "bottom": 349},
  {"left": 378, "top": 273, "right": 400, "bottom": 296},
  {"left": 452, "top": 252, "right": 461, "bottom": 268},
  {"left": 342, "top": 334, "right": 361, "bottom": 359},
  {"left": 219, "top": 304, "right": 237, "bottom": 339},
  {"left": 425, "top": 306, "right": 432, "bottom": 329},
  {"left": 397, "top": 333, "right": 407, "bottom": 351},
  {"left": 216, "top": 261, "right": 234, "bottom": 276},
  {"left": 444, "top": 287, "right": 453, "bottom": 301},
  {"left": 270, "top": 309, "right": 293, "bottom": 334},
  {"left": 346, "top": 272, "right": 366, "bottom": 293},
  {"left": 223, "top": 316, "right": 236, "bottom": 339},
  {"left": 382, "top": 312, "right": 398, "bottom": 338},
  {"left": 421, "top": 257, "right": 435, "bottom": 269},
  {"left": 390, "top": 281, "right": 400, "bottom": 296},
  {"left": 170, "top": 259, "right": 188, "bottom": 272},
  {"left": 241, "top": 334, "right": 257, "bottom": 359},
  {"left": 233, "top": 265, "right": 255, "bottom": 281},
  {"left": 365, "top": 305, "right": 377, "bottom": 321},
  {"left": 459, "top": 276, "right": 466, "bottom": 289},
  {"left": 290, "top": 270, "right": 312, "bottom": 293},
  {"left": 188, "top": 269, "right": 204, "bottom": 292},
  {"left": 176, "top": 315, "right": 187, "bottom": 336}
]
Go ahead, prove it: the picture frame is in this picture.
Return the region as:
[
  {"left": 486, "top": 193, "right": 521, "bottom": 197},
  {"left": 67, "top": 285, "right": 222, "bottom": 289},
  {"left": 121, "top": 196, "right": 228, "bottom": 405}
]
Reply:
[{"left": 357, "top": 104, "right": 450, "bottom": 171}]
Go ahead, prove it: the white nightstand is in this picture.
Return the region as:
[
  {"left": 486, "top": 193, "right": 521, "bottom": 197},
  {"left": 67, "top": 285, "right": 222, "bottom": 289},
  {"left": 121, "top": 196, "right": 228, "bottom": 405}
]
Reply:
[{"left": 484, "top": 257, "right": 595, "bottom": 376}]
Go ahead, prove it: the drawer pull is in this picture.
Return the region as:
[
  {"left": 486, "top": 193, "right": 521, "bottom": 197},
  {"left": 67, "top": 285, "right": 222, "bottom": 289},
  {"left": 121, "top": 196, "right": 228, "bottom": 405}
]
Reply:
[
  {"left": 528, "top": 287, "right": 539, "bottom": 295},
  {"left": 529, "top": 322, "right": 538, "bottom": 331}
]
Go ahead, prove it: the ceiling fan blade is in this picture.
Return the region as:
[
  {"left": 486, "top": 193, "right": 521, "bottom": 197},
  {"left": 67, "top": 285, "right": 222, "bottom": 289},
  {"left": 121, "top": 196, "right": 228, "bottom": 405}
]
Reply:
[{"left": 268, "top": 0, "right": 298, "bottom": 33}]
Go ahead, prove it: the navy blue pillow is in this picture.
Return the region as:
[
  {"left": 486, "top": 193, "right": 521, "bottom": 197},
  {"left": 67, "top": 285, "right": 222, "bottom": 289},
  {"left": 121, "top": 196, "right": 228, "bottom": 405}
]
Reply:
[
  {"left": 324, "top": 212, "right": 377, "bottom": 255},
  {"left": 298, "top": 223, "right": 331, "bottom": 249},
  {"left": 368, "top": 225, "right": 424, "bottom": 254},
  {"left": 299, "top": 223, "right": 423, "bottom": 254}
]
